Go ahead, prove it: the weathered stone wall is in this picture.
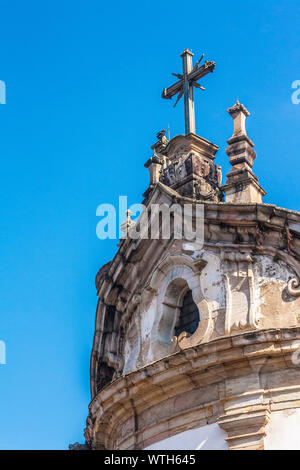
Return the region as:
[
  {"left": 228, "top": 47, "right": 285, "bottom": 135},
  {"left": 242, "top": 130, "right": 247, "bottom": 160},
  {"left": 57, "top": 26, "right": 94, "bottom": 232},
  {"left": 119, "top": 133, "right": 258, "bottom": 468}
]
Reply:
[
  {"left": 87, "top": 184, "right": 300, "bottom": 449},
  {"left": 120, "top": 251, "right": 300, "bottom": 375},
  {"left": 85, "top": 328, "right": 300, "bottom": 450}
]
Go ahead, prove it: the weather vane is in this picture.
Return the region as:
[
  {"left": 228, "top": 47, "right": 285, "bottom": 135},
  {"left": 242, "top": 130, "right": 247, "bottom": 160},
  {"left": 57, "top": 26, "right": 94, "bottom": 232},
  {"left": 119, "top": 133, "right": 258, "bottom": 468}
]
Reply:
[{"left": 162, "top": 49, "right": 216, "bottom": 135}]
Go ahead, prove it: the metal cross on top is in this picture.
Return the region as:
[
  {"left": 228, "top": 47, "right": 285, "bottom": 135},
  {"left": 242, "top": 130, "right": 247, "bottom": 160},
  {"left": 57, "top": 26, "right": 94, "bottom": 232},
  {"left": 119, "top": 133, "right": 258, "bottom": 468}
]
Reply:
[{"left": 162, "top": 49, "right": 216, "bottom": 135}]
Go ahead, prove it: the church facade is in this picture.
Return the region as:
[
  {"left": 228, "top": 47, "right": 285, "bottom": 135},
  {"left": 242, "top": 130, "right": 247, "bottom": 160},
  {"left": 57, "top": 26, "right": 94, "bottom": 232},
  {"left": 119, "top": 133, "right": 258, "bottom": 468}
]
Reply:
[{"left": 84, "top": 51, "right": 300, "bottom": 450}]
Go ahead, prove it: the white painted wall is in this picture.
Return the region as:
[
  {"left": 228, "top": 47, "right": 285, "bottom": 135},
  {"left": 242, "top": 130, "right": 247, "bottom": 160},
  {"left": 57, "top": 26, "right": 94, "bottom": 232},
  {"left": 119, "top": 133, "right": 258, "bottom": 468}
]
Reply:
[
  {"left": 265, "top": 409, "right": 300, "bottom": 450},
  {"left": 145, "top": 423, "right": 229, "bottom": 450}
]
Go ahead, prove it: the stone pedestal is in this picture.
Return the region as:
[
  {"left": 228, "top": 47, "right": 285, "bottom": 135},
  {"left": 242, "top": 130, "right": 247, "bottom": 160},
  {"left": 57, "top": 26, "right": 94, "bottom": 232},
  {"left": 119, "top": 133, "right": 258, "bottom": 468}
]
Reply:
[
  {"left": 221, "top": 166, "right": 266, "bottom": 204},
  {"left": 144, "top": 155, "right": 163, "bottom": 186}
]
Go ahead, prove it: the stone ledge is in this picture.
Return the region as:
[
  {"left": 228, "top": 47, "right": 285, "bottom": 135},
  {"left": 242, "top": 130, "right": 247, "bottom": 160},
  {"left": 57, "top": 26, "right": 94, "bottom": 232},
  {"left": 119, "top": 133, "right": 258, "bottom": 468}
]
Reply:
[{"left": 86, "top": 328, "right": 300, "bottom": 450}]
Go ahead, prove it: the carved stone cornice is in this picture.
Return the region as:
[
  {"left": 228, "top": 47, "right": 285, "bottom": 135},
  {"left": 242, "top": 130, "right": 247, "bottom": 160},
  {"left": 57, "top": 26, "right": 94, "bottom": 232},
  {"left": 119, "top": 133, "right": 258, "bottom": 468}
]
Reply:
[{"left": 165, "top": 133, "right": 219, "bottom": 162}]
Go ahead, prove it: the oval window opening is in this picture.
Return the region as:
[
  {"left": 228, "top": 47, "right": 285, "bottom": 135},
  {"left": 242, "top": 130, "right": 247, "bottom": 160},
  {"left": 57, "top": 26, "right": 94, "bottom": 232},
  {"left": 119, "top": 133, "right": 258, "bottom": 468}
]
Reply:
[{"left": 175, "top": 289, "right": 200, "bottom": 337}]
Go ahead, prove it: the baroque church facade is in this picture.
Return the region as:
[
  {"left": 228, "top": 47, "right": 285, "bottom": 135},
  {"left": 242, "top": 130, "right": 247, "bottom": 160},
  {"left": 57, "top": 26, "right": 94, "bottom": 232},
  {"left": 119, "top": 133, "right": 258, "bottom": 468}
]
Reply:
[{"left": 83, "top": 50, "right": 300, "bottom": 450}]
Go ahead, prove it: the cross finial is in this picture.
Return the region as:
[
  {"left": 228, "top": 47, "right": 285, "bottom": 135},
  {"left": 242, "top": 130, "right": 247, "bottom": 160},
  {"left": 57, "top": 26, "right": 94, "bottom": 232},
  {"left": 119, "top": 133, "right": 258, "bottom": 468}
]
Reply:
[
  {"left": 162, "top": 49, "right": 216, "bottom": 135},
  {"left": 181, "top": 48, "right": 194, "bottom": 57}
]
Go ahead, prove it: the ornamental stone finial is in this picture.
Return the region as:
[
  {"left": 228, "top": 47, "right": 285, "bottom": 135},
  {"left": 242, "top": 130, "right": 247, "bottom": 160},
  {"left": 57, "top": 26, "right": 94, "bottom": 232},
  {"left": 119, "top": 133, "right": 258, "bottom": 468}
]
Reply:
[
  {"left": 227, "top": 99, "right": 250, "bottom": 139},
  {"left": 221, "top": 100, "right": 266, "bottom": 204},
  {"left": 226, "top": 99, "right": 256, "bottom": 169},
  {"left": 120, "top": 210, "right": 136, "bottom": 238},
  {"left": 144, "top": 130, "right": 169, "bottom": 190}
]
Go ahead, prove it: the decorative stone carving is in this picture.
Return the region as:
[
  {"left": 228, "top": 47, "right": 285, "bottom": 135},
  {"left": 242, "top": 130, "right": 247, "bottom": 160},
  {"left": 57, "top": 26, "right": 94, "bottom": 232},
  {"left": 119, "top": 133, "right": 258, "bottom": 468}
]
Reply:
[
  {"left": 287, "top": 278, "right": 300, "bottom": 297},
  {"left": 221, "top": 100, "right": 266, "bottom": 204},
  {"left": 227, "top": 99, "right": 250, "bottom": 137},
  {"left": 89, "top": 176, "right": 300, "bottom": 450},
  {"left": 216, "top": 164, "right": 222, "bottom": 186},
  {"left": 221, "top": 251, "right": 258, "bottom": 334},
  {"left": 69, "top": 442, "right": 90, "bottom": 450},
  {"left": 120, "top": 210, "right": 136, "bottom": 238},
  {"left": 95, "top": 261, "right": 111, "bottom": 292},
  {"left": 83, "top": 413, "right": 94, "bottom": 447},
  {"left": 86, "top": 58, "right": 300, "bottom": 451},
  {"left": 144, "top": 130, "right": 169, "bottom": 191},
  {"left": 158, "top": 133, "right": 222, "bottom": 201},
  {"left": 123, "top": 315, "right": 141, "bottom": 374},
  {"left": 146, "top": 253, "right": 212, "bottom": 353},
  {"left": 150, "top": 129, "right": 169, "bottom": 160},
  {"left": 86, "top": 328, "right": 300, "bottom": 450},
  {"left": 132, "top": 293, "right": 141, "bottom": 304}
]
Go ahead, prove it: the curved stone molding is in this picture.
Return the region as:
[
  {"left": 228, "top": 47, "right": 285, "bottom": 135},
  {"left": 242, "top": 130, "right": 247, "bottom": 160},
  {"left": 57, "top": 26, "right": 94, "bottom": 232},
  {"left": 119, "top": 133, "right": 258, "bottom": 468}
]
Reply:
[
  {"left": 287, "top": 278, "right": 300, "bottom": 297},
  {"left": 147, "top": 252, "right": 201, "bottom": 289},
  {"left": 175, "top": 298, "right": 212, "bottom": 349},
  {"left": 147, "top": 253, "right": 211, "bottom": 352},
  {"left": 218, "top": 406, "right": 270, "bottom": 450},
  {"left": 85, "top": 328, "right": 300, "bottom": 450}
]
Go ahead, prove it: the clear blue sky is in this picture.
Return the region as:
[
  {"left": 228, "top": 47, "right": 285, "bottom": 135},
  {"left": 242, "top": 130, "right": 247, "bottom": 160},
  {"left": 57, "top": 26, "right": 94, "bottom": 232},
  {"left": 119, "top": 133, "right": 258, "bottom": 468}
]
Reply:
[{"left": 0, "top": 0, "right": 299, "bottom": 449}]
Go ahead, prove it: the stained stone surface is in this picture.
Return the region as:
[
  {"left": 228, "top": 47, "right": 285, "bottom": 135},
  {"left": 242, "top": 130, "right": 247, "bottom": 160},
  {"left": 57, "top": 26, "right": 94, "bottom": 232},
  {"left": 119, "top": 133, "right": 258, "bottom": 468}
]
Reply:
[{"left": 84, "top": 102, "right": 300, "bottom": 450}]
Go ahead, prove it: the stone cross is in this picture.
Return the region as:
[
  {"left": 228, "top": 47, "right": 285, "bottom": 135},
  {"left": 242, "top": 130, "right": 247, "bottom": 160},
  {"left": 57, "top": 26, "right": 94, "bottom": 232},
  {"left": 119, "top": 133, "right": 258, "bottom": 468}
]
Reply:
[{"left": 162, "top": 49, "right": 216, "bottom": 135}]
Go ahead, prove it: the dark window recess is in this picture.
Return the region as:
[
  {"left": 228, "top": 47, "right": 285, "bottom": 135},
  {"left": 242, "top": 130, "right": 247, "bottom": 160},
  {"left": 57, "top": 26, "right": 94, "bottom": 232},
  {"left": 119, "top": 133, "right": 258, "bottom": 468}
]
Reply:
[
  {"left": 102, "top": 306, "right": 116, "bottom": 353},
  {"left": 103, "top": 305, "right": 116, "bottom": 334},
  {"left": 96, "top": 361, "right": 115, "bottom": 393},
  {"left": 96, "top": 305, "right": 117, "bottom": 393},
  {"left": 175, "top": 290, "right": 200, "bottom": 337}
]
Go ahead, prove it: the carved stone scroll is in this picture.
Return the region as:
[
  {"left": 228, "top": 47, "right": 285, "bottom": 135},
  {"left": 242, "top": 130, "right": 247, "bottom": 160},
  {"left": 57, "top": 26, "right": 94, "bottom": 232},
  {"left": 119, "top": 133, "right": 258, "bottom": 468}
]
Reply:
[
  {"left": 222, "top": 251, "right": 258, "bottom": 334},
  {"left": 287, "top": 278, "right": 300, "bottom": 297}
]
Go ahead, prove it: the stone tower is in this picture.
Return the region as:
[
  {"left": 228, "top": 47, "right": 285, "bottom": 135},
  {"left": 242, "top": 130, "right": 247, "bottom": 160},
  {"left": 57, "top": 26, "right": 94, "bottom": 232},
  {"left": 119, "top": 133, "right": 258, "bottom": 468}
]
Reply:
[{"left": 84, "top": 51, "right": 300, "bottom": 450}]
